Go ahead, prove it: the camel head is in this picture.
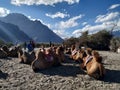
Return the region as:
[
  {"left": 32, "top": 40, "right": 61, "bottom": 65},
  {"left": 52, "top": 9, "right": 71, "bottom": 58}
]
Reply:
[{"left": 92, "top": 50, "right": 102, "bottom": 63}]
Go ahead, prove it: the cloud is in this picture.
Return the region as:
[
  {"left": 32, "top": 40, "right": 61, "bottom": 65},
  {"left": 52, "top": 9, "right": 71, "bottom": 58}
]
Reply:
[
  {"left": 95, "top": 12, "right": 120, "bottom": 23},
  {"left": 56, "top": 14, "right": 84, "bottom": 29},
  {"left": 72, "top": 24, "right": 109, "bottom": 37},
  {"left": 82, "top": 22, "right": 87, "bottom": 26},
  {"left": 45, "top": 12, "right": 70, "bottom": 19},
  {"left": 72, "top": 29, "right": 82, "bottom": 37},
  {"left": 109, "top": 4, "right": 120, "bottom": 10},
  {"left": 48, "top": 14, "right": 84, "bottom": 38},
  {"left": 11, "top": 0, "right": 80, "bottom": 6},
  {"left": 72, "top": 19, "right": 120, "bottom": 37},
  {"left": 53, "top": 29, "right": 69, "bottom": 39},
  {"left": 0, "top": 7, "right": 10, "bottom": 17},
  {"left": 73, "top": 11, "right": 120, "bottom": 37}
]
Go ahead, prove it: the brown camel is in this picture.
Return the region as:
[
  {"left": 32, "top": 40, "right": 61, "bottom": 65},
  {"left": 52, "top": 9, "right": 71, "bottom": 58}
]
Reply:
[
  {"left": 18, "top": 50, "right": 36, "bottom": 65},
  {"left": 80, "top": 50, "right": 105, "bottom": 79},
  {"left": 31, "top": 49, "right": 54, "bottom": 71},
  {"left": 31, "top": 46, "right": 64, "bottom": 71}
]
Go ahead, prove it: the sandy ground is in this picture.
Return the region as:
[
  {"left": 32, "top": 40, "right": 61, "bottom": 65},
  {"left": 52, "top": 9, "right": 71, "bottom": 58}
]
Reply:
[{"left": 0, "top": 51, "right": 120, "bottom": 90}]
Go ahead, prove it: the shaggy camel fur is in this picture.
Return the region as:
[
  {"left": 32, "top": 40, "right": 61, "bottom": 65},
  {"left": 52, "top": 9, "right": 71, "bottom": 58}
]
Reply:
[
  {"left": 80, "top": 50, "right": 105, "bottom": 79},
  {"left": 31, "top": 49, "right": 54, "bottom": 71},
  {"left": 18, "top": 50, "right": 36, "bottom": 65},
  {"left": 31, "top": 46, "right": 64, "bottom": 71},
  {"left": 55, "top": 46, "right": 65, "bottom": 63}
]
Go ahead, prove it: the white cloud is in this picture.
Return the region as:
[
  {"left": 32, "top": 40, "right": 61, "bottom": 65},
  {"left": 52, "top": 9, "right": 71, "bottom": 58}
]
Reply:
[
  {"left": 45, "top": 12, "right": 70, "bottom": 19},
  {"left": 95, "top": 12, "right": 120, "bottom": 23},
  {"left": 56, "top": 14, "right": 84, "bottom": 29},
  {"left": 72, "top": 11, "right": 120, "bottom": 37},
  {"left": 109, "top": 4, "right": 120, "bottom": 10},
  {"left": 72, "top": 29, "right": 82, "bottom": 37},
  {"left": 82, "top": 22, "right": 87, "bottom": 26},
  {"left": 72, "top": 19, "right": 120, "bottom": 37},
  {"left": 11, "top": 0, "right": 80, "bottom": 6},
  {"left": 0, "top": 7, "right": 10, "bottom": 17},
  {"left": 53, "top": 29, "right": 69, "bottom": 39},
  {"left": 72, "top": 24, "right": 108, "bottom": 37}
]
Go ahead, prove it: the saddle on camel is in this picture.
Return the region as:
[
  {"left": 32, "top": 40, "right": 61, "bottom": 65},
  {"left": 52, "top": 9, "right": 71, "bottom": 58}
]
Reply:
[
  {"left": 70, "top": 46, "right": 79, "bottom": 60},
  {"left": 80, "top": 49, "right": 105, "bottom": 79},
  {"left": 31, "top": 46, "right": 63, "bottom": 71}
]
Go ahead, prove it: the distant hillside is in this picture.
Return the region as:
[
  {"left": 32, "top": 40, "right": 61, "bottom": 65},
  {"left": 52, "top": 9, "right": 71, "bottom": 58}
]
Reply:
[
  {"left": 0, "top": 13, "right": 63, "bottom": 43},
  {"left": 0, "top": 20, "right": 31, "bottom": 43},
  {"left": 112, "top": 30, "right": 120, "bottom": 37}
]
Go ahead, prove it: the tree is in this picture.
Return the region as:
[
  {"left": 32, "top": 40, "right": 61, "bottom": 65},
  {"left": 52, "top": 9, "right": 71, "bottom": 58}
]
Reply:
[
  {"left": 79, "top": 31, "right": 89, "bottom": 47},
  {"left": 63, "top": 37, "right": 79, "bottom": 47},
  {"left": 110, "top": 37, "right": 120, "bottom": 52},
  {"left": 89, "top": 30, "right": 112, "bottom": 50}
]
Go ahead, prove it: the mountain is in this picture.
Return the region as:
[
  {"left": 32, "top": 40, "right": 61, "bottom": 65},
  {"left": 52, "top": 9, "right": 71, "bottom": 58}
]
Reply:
[
  {"left": 0, "top": 13, "right": 63, "bottom": 43},
  {"left": 112, "top": 30, "right": 120, "bottom": 37},
  {"left": 0, "top": 20, "right": 31, "bottom": 43}
]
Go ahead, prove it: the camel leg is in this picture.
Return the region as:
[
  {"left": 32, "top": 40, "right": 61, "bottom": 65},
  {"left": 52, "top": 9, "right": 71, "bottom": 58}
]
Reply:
[{"left": 99, "top": 64, "right": 106, "bottom": 79}]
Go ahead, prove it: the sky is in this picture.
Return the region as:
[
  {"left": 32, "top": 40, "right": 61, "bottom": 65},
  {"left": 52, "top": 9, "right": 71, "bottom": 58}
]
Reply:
[{"left": 0, "top": 0, "right": 120, "bottom": 39}]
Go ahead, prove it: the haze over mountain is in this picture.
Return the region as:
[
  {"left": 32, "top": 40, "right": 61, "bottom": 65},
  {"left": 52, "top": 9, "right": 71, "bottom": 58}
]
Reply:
[
  {"left": 0, "top": 13, "right": 63, "bottom": 43},
  {"left": 0, "top": 20, "right": 31, "bottom": 43},
  {"left": 112, "top": 30, "right": 120, "bottom": 37}
]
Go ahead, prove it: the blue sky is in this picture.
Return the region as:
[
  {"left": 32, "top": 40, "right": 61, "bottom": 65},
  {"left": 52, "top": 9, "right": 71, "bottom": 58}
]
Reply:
[{"left": 0, "top": 0, "right": 120, "bottom": 38}]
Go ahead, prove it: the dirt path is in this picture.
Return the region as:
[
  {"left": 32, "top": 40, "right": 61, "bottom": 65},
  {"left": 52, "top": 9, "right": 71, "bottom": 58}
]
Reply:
[{"left": 0, "top": 51, "right": 120, "bottom": 90}]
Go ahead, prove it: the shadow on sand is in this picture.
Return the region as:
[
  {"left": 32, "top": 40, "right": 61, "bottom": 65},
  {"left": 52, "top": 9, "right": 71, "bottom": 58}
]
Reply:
[
  {"left": 0, "top": 70, "right": 8, "bottom": 79},
  {"left": 102, "top": 69, "right": 120, "bottom": 83},
  {"left": 35, "top": 64, "right": 86, "bottom": 77}
]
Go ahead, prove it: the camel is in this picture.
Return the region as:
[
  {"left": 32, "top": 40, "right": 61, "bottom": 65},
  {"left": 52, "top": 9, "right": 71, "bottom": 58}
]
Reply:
[
  {"left": 31, "top": 49, "right": 54, "bottom": 71},
  {"left": 55, "top": 46, "right": 65, "bottom": 63},
  {"left": 1, "top": 45, "right": 9, "bottom": 54},
  {"left": 80, "top": 50, "right": 105, "bottom": 79},
  {"left": 0, "top": 49, "right": 7, "bottom": 58},
  {"left": 18, "top": 50, "right": 36, "bottom": 65},
  {"left": 31, "top": 46, "right": 64, "bottom": 71},
  {"left": 8, "top": 46, "right": 21, "bottom": 57},
  {"left": 1, "top": 45, "right": 21, "bottom": 57}
]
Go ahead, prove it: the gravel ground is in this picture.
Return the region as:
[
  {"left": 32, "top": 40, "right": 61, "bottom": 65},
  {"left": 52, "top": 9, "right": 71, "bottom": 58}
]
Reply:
[{"left": 0, "top": 51, "right": 120, "bottom": 90}]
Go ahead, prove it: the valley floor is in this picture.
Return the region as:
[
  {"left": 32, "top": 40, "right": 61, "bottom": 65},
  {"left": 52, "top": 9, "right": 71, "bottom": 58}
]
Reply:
[{"left": 0, "top": 51, "right": 120, "bottom": 90}]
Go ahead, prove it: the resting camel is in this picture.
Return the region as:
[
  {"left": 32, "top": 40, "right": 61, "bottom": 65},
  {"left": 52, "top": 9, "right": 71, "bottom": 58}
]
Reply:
[
  {"left": 8, "top": 46, "right": 21, "bottom": 57},
  {"left": 1, "top": 45, "right": 9, "bottom": 54},
  {"left": 31, "top": 46, "right": 64, "bottom": 71},
  {"left": 80, "top": 50, "right": 105, "bottom": 79},
  {"left": 55, "top": 46, "right": 65, "bottom": 63},
  {"left": 0, "top": 49, "right": 7, "bottom": 58},
  {"left": 18, "top": 50, "right": 36, "bottom": 65},
  {"left": 31, "top": 49, "right": 54, "bottom": 71},
  {"left": 1, "top": 45, "right": 21, "bottom": 57}
]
